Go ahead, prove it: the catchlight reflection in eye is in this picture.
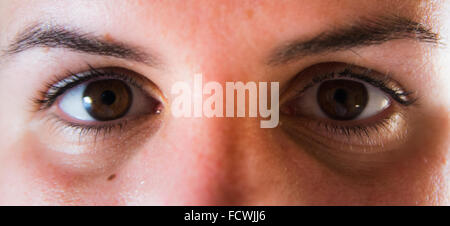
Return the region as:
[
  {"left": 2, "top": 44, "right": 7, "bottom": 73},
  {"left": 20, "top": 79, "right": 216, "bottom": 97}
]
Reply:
[
  {"left": 296, "top": 78, "right": 391, "bottom": 121},
  {"left": 59, "top": 78, "right": 157, "bottom": 122}
]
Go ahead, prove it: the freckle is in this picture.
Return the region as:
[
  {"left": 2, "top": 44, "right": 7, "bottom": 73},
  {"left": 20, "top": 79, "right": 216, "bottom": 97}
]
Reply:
[
  {"left": 107, "top": 174, "right": 116, "bottom": 181},
  {"left": 104, "top": 33, "right": 114, "bottom": 42},
  {"left": 42, "top": 47, "right": 49, "bottom": 53},
  {"left": 246, "top": 9, "right": 254, "bottom": 19}
]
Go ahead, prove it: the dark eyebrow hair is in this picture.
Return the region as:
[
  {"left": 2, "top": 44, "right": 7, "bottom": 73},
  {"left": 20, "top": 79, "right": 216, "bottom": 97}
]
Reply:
[
  {"left": 6, "top": 23, "right": 159, "bottom": 66},
  {"left": 268, "top": 16, "right": 441, "bottom": 65}
]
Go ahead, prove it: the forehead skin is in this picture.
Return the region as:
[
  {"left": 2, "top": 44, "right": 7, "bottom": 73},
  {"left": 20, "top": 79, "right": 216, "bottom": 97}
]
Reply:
[{"left": 0, "top": 0, "right": 449, "bottom": 205}]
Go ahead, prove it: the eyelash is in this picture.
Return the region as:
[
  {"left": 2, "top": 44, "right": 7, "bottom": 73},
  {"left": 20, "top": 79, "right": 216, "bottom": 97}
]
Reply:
[
  {"left": 34, "top": 65, "right": 142, "bottom": 110},
  {"left": 299, "top": 68, "right": 416, "bottom": 107}
]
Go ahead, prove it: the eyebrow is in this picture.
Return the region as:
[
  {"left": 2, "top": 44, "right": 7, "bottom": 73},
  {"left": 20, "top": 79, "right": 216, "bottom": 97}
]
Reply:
[
  {"left": 6, "top": 23, "right": 159, "bottom": 66},
  {"left": 268, "top": 15, "right": 441, "bottom": 65}
]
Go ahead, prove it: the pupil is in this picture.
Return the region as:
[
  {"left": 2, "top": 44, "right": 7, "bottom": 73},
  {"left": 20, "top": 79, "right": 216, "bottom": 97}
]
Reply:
[
  {"left": 317, "top": 79, "right": 368, "bottom": 121},
  {"left": 82, "top": 79, "right": 132, "bottom": 121},
  {"left": 333, "top": 89, "right": 347, "bottom": 104},
  {"left": 101, "top": 90, "right": 116, "bottom": 105}
]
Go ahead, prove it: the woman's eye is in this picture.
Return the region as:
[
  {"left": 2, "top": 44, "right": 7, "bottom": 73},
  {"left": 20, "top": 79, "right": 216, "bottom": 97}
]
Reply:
[
  {"left": 32, "top": 68, "right": 165, "bottom": 172},
  {"left": 55, "top": 71, "right": 161, "bottom": 123},
  {"left": 294, "top": 78, "right": 390, "bottom": 121},
  {"left": 280, "top": 62, "right": 415, "bottom": 149}
]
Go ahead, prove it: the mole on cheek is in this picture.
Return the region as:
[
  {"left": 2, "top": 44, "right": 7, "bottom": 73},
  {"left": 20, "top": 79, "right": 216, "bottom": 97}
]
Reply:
[{"left": 107, "top": 174, "right": 116, "bottom": 181}]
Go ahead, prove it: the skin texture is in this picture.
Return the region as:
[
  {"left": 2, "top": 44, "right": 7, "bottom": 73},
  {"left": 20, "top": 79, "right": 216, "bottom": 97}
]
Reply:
[{"left": 0, "top": 0, "right": 449, "bottom": 205}]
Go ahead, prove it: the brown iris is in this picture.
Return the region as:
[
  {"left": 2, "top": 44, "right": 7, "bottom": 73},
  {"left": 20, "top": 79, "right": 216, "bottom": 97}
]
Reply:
[
  {"left": 82, "top": 79, "right": 132, "bottom": 121},
  {"left": 317, "top": 79, "right": 368, "bottom": 120}
]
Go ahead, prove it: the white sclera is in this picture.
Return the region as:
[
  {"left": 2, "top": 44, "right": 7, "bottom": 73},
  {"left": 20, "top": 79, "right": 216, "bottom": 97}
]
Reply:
[
  {"left": 356, "top": 83, "right": 390, "bottom": 119},
  {"left": 59, "top": 83, "right": 96, "bottom": 121}
]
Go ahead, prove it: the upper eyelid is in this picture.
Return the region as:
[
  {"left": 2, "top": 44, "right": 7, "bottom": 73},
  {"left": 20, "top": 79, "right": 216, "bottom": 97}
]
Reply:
[
  {"left": 297, "top": 67, "right": 416, "bottom": 106},
  {"left": 336, "top": 70, "right": 415, "bottom": 106},
  {"left": 35, "top": 67, "right": 144, "bottom": 111}
]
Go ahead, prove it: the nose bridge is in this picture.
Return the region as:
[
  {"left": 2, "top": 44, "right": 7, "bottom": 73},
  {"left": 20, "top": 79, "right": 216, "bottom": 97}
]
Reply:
[
  {"left": 135, "top": 10, "right": 279, "bottom": 202},
  {"left": 158, "top": 42, "right": 286, "bottom": 202}
]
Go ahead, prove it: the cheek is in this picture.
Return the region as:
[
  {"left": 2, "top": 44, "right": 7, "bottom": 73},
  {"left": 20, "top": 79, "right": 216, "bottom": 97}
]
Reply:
[
  {"left": 2, "top": 109, "right": 447, "bottom": 205},
  {"left": 276, "top": 108, "right": 450, "bottom": 205},
  {"left": 0, "top": 134, "right": 114, "bottom": 205},
  {"left": 0, "top": 135, "right": 68, "bottom": 205},
  {"left": 365, "top": 109, "right": 450, "bottom": 205}
]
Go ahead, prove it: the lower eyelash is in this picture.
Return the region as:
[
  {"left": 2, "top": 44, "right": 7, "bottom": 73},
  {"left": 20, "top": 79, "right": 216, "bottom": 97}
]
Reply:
[
  {"left": 309, "top": 106, "right": 406, "bottom": 146},
  {"left": 45, "top": 113, "right": 128, "bottom": 143},
  {"left": 317, "top": 118, "right": 391, "bottom": 139}
]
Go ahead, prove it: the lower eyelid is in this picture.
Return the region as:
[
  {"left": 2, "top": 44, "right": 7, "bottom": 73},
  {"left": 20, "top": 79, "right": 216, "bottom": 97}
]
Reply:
[
  {"left": 280, "top": 103, "right": 408, "bottom": 151},
  {"left": 279, "top": 108, "right": 412, "bottom": 176},
  {"left": 27, "top": 111, "right": 163, "bottom": 174},
  {"left": 37, "top": 110, "right": 162, "bottom": 146}
]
